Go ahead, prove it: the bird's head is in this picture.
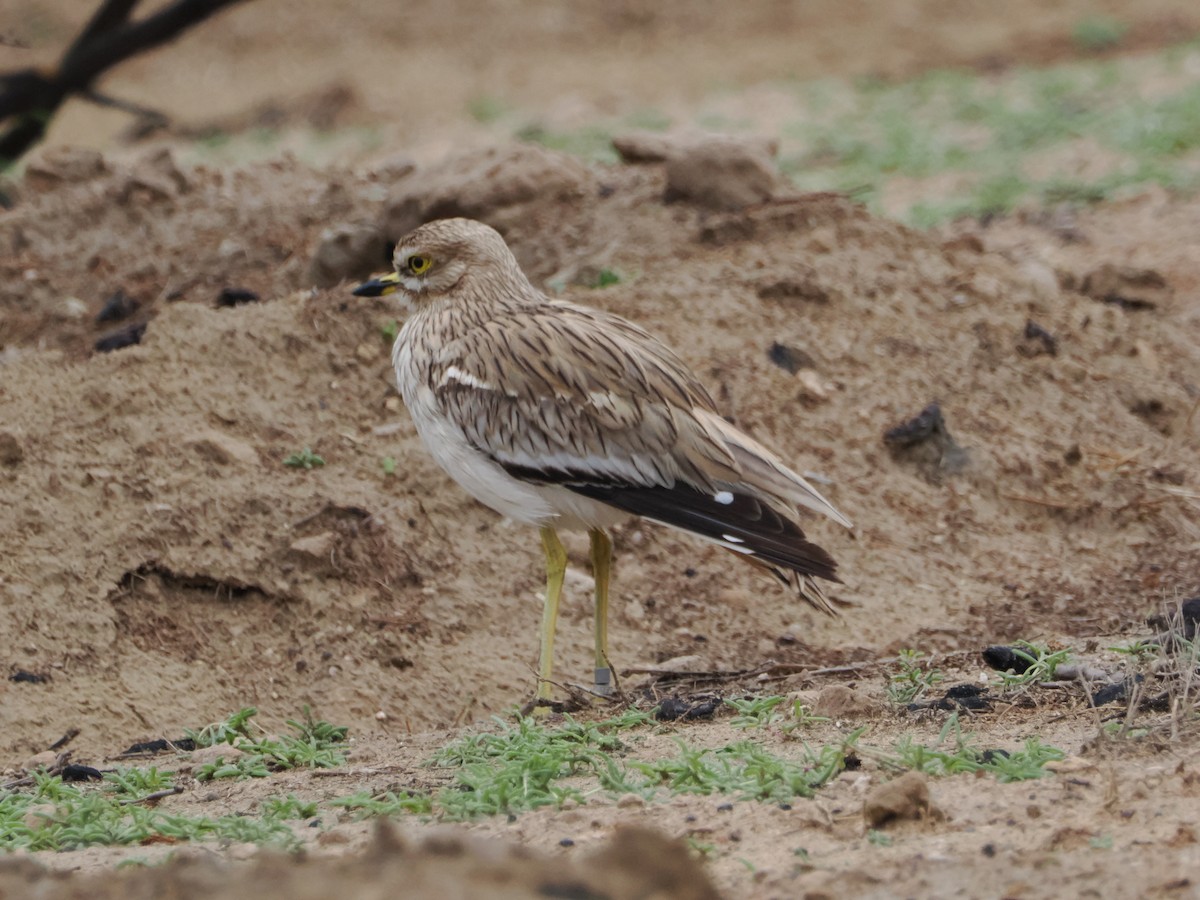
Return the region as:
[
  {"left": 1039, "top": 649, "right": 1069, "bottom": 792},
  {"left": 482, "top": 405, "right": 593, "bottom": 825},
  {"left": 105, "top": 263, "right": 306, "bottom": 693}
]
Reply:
[{"left": 352, "top": 218, "right": 528, "bottom": 305}]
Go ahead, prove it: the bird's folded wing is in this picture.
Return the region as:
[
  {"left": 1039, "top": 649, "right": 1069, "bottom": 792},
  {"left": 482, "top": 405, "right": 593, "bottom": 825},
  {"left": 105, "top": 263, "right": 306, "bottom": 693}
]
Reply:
[
  {"left": 430, "top": 299, "right": 850, "bottom": 533},
  {"left": 430, "top": 300, "right": 741, "bottom": 490}
]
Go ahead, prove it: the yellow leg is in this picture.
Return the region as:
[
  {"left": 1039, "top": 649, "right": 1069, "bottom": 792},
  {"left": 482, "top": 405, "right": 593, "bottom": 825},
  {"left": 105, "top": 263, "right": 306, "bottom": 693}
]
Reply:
[
  {"left": 535, "top": 526, "right": 567, "bottom": 709},
  {"left": 590, "top": 528, "right": 614, "bottom": 697}
]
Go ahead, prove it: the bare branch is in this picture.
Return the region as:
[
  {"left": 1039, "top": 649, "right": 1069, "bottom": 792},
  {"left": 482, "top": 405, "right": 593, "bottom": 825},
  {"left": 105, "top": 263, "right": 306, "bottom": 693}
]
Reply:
[{"left": 0, "top": 0, "right": 250, "bottom": 167}]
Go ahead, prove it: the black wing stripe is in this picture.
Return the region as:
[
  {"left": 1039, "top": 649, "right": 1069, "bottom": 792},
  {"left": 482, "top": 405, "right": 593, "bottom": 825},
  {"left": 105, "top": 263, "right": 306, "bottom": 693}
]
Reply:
[{"left": 567, "top": 482, "right": 840, "bottom": 583}]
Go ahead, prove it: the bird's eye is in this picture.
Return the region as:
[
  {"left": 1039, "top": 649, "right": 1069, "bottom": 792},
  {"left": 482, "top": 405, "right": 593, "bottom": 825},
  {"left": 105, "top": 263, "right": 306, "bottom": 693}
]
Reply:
[{"left": 407, "top": 255, "right": 432, "bottom": 275}]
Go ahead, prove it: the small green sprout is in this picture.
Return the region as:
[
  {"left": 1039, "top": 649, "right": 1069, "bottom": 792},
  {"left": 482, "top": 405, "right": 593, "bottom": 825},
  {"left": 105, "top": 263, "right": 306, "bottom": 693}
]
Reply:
[
  {"left": 887, "top": 649, "right": 944, "bottom": 705},
  {"left": 283, "top": 448, "right": 325, "bottom": 469}
]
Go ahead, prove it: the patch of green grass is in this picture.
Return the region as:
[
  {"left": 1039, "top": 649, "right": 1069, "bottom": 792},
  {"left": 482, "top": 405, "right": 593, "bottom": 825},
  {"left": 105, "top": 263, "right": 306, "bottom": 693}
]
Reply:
[
  {"left": 104, "top": 766, "right": 174, "bottom": 797},
  {"left": 185, "top": 706, "right": 259, "bottom": 747},
  {"left": 726, "top": 696, "right": 829, "bottom": 734},
  {"left": 1073, "top": 16, "right": 1127, "bottom": 52},
  {"left": 588, "top": 268, "right": 622, "bottom": 288},
  {"left": 261, "top": 794, "right": 320, "bottom": 820},
  {"left": 769, "top": 42, "right": 1200, "bottom": 223},
  {"left": 623, "top": 108, "right": 672, "bottom": 131},
  {"left": 329, "top": 789, "right": 434, "bottom": 818},
  {"left": 381, "top": 456, "right": 397, "bottom": 476},
  {"left": 877, "top": 714, "right": 1064, "bottom": 783},
  {"left": 515, "top": 123, "right": 619, "bottom": 163},
  {"left": 330, "top": 711, "right": 854, "bottom": 823},
  {"left": 886, "top": 649, "right": 944, "bottom": 706},
  {"left": 283, "top": 448, "right": 325, "bottom": 469},
  {"left": 0, "top": 771, "right": 298, "bottom": 852},
  {"left": 631, "top": 735, "right": 854, "bottom": 804},
  {"left": 189, "top": 707, "right": 349, "bottom": 781},
  {"left": 380, "top": 319, "right": 398, "bottom": 342},
  {"left": 867, "top": 828, "right": 893, "bottom": 847},
  {"left": 726, "top": 696, "right": 787, "bottom": 729},
  {"left": 467, "top": 94, "right": 508, "bottom": 124}
]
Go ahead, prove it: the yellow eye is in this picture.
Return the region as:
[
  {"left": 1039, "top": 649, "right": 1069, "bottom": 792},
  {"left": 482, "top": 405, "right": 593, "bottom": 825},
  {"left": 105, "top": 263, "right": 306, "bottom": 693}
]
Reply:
[{"left": 407, "top": 255, "right": 432, "bottom": 275}]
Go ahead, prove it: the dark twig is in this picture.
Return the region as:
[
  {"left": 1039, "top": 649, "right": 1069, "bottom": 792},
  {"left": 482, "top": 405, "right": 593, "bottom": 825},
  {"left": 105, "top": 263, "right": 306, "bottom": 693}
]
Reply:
[
  {"left": 0, "top": 0, "right": 249, "bottom": 166},
  {"left": 120, "top": 785, "right": 184, "bottom": 806}
]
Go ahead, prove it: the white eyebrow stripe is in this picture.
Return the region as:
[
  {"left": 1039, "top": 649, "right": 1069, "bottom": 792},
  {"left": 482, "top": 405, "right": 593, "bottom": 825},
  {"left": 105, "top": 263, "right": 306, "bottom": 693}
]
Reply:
[{"left": 442, "top": 365, "right": 496, "bottom": 391}]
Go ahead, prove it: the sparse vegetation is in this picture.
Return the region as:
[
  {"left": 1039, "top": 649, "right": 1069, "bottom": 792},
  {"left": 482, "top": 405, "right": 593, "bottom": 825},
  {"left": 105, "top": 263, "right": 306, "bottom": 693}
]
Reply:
[
  {"left": 878, "top": 714, "right": 1064, "bottom": 782},
  {"left": 1072, "top": 16, "right": 1127, "bottom": 52},
  {"left": 191, "top": 708, "right": 348, "bottom": 781},
  {"left": 993, "top": 641, "right": 1071, "bottom": 688},
  {"left": 887, "top": 649, "right": 944, "bottom": 705},
  {"left": 283, "top": 448, "right": 325, "bottom": 469}
]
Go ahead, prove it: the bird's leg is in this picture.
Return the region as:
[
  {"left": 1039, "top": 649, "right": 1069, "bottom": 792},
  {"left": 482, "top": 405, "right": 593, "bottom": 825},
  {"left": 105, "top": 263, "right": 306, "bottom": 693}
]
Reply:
[
  {"left": 535, "top": 526, "right": 568, "bottom": 710},
  {"left": 589, "top": 528, "right": 614, "bottom": 697}
]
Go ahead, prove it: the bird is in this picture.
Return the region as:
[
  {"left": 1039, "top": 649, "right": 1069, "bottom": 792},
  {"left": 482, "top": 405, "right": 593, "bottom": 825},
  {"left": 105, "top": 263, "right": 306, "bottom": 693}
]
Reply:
[{"left": 352, "top": 218, "right": 851, "bottom": 709}]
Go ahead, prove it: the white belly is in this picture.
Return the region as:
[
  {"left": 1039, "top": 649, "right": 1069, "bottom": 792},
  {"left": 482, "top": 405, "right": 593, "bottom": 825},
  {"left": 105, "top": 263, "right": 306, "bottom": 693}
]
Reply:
[{"left": 394, "top": 335, "right": 625, "bottom": 532}]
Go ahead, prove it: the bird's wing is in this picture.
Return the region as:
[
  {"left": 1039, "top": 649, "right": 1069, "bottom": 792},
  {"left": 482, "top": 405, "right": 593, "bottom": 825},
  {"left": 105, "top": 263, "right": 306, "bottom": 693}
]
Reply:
[
  {"left": 430, "top": 299, "right": 850, "bottom": 591},
  {"left": 431, "top": 299, "right": 740, "bottom": 490}
]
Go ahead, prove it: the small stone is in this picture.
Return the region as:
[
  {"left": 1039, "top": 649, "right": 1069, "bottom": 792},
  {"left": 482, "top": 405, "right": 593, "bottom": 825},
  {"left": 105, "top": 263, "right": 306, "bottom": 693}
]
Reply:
[
  {"left": 375, "top": 710, "right": 388, "bottom": 721},
  {"left": 797, "top": 369, "right": 831, "bottom": 402},
  {"left": 289, "top": 532, "right": 336, "bottom": 559},
  {"left": 355, "top": 341, "right": 380, "bottom": 362},
  {"left": 23, "top": 751, "right": 58, "bottom": 771},
  {"left": 616, "top": 793, "right": 645, "bottom": 809},
  {"left": 62, "top": 297, "right": 89, "bottom": 319},
  {"left": 185, "top": 430, "right": 259, "bottom": 466},
  {"left": 813, "top": 684, "right": 875, "bottom": 719}
]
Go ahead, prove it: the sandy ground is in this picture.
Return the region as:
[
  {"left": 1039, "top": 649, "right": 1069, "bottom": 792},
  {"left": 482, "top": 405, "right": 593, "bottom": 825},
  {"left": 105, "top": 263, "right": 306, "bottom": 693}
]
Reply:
[{"left": 2, "top": 1, "right": 1200, "bottom": 897}]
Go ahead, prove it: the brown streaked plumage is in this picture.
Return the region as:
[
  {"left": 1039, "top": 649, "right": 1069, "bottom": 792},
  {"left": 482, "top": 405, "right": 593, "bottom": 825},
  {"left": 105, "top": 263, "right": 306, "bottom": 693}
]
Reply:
[{"left": 353, "top": 217, "right": 852, "bottom": 707}]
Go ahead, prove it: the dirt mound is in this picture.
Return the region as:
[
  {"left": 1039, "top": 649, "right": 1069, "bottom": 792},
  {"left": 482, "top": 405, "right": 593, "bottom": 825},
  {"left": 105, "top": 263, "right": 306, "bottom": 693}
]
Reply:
[{"left": 2, "top": 140, "right": 1198, "bottom": 763}]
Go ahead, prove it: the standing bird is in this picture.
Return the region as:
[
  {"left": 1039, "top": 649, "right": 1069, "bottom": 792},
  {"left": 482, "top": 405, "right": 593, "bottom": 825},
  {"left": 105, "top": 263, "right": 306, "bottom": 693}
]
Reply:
[{"left": 353, "top": 218, "right": 851, "bottom": 708}]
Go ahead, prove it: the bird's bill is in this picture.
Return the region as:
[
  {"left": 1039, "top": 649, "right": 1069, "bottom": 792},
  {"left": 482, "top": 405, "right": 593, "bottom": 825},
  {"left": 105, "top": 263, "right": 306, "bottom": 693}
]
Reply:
[{"left": 352, "top": 271, "right": 401, "bottom": 297}]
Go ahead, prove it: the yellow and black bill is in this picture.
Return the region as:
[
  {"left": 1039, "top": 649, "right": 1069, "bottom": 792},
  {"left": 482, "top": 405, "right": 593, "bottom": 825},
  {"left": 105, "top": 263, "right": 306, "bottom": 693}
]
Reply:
[{"left": 352, "top": 271, "right": 401, "bottom": 297}]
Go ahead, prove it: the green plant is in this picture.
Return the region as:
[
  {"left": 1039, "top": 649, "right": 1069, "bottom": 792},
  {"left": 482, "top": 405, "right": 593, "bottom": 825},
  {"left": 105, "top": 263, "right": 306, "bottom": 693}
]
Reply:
[
  {"left": 867, "top": 829, "right": 893, "bottom": 847},
  {"left": 994, "top": 641, "right": 1071, "bottom": 687},
  {"left": 467, "top": 94, "right": 507, "bottom": 124},
  {"left": 1072, "top": 16, "right": 1127, "bottom": 52},
  {"left": 104, "top": 766, "right": 174, "bottom": 798},
  {"left": 587, "top": 268, "right": 622, "bottom": 289},
  {"left": 726, "top": 696, "right": 786, "bottom": 729},
  {"left": 0, "top": 772, "right": 298, "bottom": 852},
  {"left": 185, "top": 707, "right": 259, "bottom": 747},
  {"left": 782, "top": 699, "right": 830, "bottom": 734},
  {"left": 875, "top": 714, "right": 1065, "bottom": 783},
  {"left": 188, "top": 707, "right": 349, "bottom": 781},
  {"left": 261, "top": 795, "right": 320, "bottom": 820},
  {"left": 380, "top": 319, "right": 398, "bottom": 342},
  {"left": 283, "top": 448, "right": 325, "bottom": 469},
  {"left": 381, "top": 456, "right": 397, "bottom": 476},
  {"left": 887, "top": 649, "right": 944, "bottom": 705}
]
